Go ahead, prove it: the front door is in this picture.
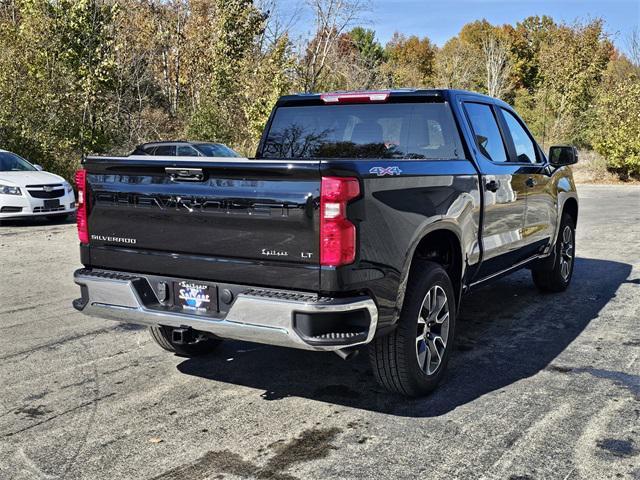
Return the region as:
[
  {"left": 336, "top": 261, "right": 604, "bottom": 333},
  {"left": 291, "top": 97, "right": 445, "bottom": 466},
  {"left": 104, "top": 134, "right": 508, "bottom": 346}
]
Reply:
[{"left": 498, "top": 107, "right": 555, "bottom": 254}]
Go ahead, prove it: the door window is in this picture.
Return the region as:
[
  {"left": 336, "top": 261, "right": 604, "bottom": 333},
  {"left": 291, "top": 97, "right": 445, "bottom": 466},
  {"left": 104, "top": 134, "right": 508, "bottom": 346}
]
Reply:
[
  {"left": 463, "top": 103, "right": 508, "bottom": 163},
  {"left": 501, "top": 109, "right": 538, "bottom": 163},
  {"left": 177, "top": 145, "right": 200, "bottom": 156},
  {"left": 153, "top": 145, "right": 176, "bottom": 156}
]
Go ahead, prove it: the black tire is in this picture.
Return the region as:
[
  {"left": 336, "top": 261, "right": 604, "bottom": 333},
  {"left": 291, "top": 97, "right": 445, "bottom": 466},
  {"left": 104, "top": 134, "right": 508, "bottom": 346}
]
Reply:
[
  {"left": 532, "top": 213, "right": 575, "bottom": 292},
  {"left": 149, "top": 325, "right": 222, "bottom": 357},
  {"left": 369, "top": 261, "right": 457, "bottom": 397}
]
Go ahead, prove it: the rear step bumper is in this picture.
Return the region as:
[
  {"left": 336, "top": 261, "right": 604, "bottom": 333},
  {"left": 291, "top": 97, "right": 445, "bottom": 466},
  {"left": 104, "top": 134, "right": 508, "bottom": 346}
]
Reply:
[{"left": 73, "top": 269, "right": 378, "bottom": 351}]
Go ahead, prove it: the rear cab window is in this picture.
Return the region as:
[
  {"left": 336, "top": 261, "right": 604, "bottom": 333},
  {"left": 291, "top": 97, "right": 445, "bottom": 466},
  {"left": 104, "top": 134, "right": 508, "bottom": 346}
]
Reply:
[{"left": 261, "top": 101, "right": 465, "bottom": 160}]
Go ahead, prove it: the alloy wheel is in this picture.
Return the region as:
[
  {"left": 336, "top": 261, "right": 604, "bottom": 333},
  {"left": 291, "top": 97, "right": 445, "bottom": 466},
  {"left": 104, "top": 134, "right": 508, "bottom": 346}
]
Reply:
[
  {"left": 559, "top": 225, "right": 574, "bottom": 281},
  {"left": 416, "top": 285, "right": 450, "bottom": 375}
]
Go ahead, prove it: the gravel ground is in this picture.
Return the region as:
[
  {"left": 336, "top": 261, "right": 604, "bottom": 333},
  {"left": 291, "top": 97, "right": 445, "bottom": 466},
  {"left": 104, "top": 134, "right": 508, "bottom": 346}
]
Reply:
[{"left": 0, "top": 184, "right": 638, "bottom": 480}]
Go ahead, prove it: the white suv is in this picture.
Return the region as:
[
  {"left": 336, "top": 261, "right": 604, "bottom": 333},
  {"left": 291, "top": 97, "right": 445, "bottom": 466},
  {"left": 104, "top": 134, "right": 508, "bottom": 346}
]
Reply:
[{"left": 0, "top": 150, "right": 76, "bottom": 222}]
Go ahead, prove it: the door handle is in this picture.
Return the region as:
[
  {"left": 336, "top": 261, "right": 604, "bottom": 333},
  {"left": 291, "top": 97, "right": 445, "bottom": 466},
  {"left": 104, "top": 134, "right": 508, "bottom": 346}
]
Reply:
[
  {"left": 165, "top": 167, "right": 204, "bottom": 182},
  {"left": 485, "top": 180, "right": 499, "bottom": 192},
  {"left": 526, "top": 177, "right": 537, "bottom": 187}
]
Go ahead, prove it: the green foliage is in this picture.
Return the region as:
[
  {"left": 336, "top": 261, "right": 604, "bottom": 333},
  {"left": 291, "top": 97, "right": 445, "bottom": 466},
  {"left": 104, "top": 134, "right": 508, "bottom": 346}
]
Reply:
[
  {"left": 349, "top": 27, "right": 384, "bottom": 67},
  {"left": 383, "top": 33, "right": 436, "bottom": 87},
  {"left": 535, "top": 20, "right": 612, "bottom": 147},
  {"left": 590, "top": 74, "right": 640, "bottom": 178},
  {"left": 505, "top": 15, "right": 555, "bottom": 92},
  {"left": 243, "top": 35, "right": 294, "bottom": 151},
  {"left": 0, "top": 0, "right": 118, "bottom": 180},
  {"left": 188, "top": 0, "right": 266, "bottom": 145},
  {"left": 0, "top": 4, "right": 637, "bottom": 180},
  {"left": 434, "top": 37, "right": 478, "bottom": 90}
]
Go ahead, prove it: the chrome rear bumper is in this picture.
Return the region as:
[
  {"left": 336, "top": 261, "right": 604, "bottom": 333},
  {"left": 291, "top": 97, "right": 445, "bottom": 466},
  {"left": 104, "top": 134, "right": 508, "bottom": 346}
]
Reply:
[{"left": 73, "top": 269, "right": 378, "bottom": 351}]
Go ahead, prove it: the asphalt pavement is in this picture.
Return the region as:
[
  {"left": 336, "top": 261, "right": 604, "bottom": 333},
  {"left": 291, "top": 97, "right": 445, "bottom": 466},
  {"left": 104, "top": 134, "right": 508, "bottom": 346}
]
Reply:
[{"left": 0, "top": 184, "right": 638, "bottom": 480}]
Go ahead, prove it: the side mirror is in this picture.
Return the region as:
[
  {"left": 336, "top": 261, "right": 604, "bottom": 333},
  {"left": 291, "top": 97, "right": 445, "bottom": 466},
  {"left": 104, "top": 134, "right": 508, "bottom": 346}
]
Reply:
[
  {"left": 34, "top": 164, "right": 44, "bottom": 171},
  {"left": 548, "top": 146, "right": 578, "bottom": 167}
]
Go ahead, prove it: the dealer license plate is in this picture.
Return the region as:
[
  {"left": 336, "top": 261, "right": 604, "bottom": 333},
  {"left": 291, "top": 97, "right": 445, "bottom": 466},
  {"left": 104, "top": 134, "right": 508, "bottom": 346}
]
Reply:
[{"left": 173, "top": 281, "right": 217, "bottom": 313}]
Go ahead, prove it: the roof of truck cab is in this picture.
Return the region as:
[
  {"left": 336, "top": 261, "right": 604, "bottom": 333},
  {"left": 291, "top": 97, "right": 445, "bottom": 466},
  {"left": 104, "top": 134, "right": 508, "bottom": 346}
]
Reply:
[{"left": 277, "top": 89, "right": 512, "bottom": 109}]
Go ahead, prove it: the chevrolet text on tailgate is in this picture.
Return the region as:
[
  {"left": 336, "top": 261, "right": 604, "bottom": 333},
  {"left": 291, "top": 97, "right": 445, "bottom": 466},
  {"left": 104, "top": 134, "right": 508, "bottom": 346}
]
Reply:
[{"left": 73, "top": 89, "right": 579, "bottom": 397}]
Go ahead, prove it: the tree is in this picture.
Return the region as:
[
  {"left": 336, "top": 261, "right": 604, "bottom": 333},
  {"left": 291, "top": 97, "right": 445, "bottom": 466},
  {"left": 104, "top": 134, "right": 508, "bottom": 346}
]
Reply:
[
  {"left": 109, "top": 0, "right": 174, "bottom": 149},
  {"left": 0, "top": 0, "right": 119, "bottom": 180},
  {"left": 347, "top": 27, "right": 384, "bottom": 88},
  {"left": 504, "top": 15, "right": 555, "bottom": 92},
  {"left": 243, "top": 34, "right": 294, "bottom": 150},
  {"left": 299, "top": 0, "right": 367, "bottom": 92},
  {"left": 590, "top": 76, "right": 640, "bottom": 178},
  {"left": 187, "top": 0, "right": 265, "bottom": 144},
  {"left": 627, "top": 28, "right": 640, "bottom": 67},
  {"left": 434, "top": 37, "right": 478, "bottom": 90},
  {"left": 433, "top": 20, "right": 512, "bottom": 98},
  {"left": 534, "top": 20, "right": 612, "bottom": 146},
  {"left": 383, "top": 33, "right": 436, "bottom": 87},
  {"left": 350, "top": 27, "right": 384, "bottom": 66},
  {"left": 482, "top": 33, "right": 511, "bottom": 98}
]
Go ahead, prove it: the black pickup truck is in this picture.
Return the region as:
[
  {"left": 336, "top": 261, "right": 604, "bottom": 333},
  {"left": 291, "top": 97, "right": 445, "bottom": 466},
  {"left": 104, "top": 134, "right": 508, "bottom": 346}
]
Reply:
[{"left": 73, "top": 89, "right": 578, "bottom": 397}]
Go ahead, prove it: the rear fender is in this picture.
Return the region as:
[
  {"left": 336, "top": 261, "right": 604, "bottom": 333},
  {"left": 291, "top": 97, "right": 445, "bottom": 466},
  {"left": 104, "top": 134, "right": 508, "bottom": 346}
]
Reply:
[{"left": 394, "top": 221, "right": 467, "bottom": 322}]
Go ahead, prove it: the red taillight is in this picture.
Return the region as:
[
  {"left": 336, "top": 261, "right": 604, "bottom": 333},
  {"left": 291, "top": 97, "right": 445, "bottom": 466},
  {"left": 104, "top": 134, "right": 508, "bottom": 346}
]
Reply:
[
  {"left": 320, "top": 177, "right": 360, "bottom": 267},
  {"left": 75, "top": 169, "right": 89, "bottom": 244},
  {"left": 320, "top": 91, "right": 390, "bottom": 104}
]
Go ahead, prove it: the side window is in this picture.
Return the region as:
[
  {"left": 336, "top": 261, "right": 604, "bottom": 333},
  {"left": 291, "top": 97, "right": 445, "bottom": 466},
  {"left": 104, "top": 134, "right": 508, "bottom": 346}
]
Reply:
[
  {"left": 153, "top": 145, "right": 176, "bottom": 156},
  {"left": 501, "top": 109, "right": 538, "bottom": 163},
  {"left": 177, "top": 145, "right": 199, "bottom": 156},
  {"left": 463, "top": 103, "right": 508, "bottom": 163}
]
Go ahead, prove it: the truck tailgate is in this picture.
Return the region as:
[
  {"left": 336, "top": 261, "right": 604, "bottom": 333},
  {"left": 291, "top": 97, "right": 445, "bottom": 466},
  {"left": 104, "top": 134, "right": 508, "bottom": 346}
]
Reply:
[{"left": 82, "top": 157, "right": 320, "bottom": 290}]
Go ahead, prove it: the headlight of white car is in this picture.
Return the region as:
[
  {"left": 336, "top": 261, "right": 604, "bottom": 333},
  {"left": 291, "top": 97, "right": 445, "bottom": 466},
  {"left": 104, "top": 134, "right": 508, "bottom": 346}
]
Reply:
[
  {"left": 65, "top": 182, "right": 73, "bottom": 194},
  {"left": 0, "top": 184, "right": 22, "bottom": 196}
]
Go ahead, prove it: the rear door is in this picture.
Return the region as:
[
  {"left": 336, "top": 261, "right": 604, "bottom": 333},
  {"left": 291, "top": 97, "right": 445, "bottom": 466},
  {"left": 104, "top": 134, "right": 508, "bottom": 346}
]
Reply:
[{"left": 462, "top": 100, "right": 529, "bottom": 279}]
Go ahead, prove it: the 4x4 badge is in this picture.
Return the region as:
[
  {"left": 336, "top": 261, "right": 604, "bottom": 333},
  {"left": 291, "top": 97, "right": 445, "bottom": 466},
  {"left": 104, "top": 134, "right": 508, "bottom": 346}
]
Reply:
[{"left": 369, "top": 166, "right": 402, "bottom": 176}]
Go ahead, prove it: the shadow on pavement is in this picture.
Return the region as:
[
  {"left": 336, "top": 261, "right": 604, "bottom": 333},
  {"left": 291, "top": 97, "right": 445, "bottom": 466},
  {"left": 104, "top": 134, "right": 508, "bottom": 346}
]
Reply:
[
  {"left": 177, "top": 257, "right": 632, "bottom": 417},
  {"left": 0, "top": 213, "right": 75, "bottom": 227}
]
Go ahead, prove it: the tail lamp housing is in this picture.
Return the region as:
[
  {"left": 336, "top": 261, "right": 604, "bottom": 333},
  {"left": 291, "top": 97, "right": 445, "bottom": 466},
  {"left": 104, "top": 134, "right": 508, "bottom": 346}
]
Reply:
[
  {"left": 320, "top": 177, "right": 360, "bottom": 267},
  {"left": 75, "top": 169, "right": 89, "bottom": 244}
]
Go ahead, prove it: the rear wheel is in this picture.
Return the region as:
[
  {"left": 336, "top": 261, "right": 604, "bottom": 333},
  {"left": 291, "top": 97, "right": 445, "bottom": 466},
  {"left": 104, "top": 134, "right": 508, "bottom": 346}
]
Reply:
[
  {"left": 532, "top": 213, "right": 575, "bottom": 292},
  {"left": 149, "top": 326, "right": 222, "bottom": 357},
  {"left": 369, "top": 261, "right": 456, "bottom": 397}
]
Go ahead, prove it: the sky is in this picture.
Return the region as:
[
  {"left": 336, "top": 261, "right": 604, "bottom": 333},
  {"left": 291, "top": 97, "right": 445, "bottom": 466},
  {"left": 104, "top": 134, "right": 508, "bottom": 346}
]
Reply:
[{"left": 282, "top": 0, "right": 639, "bottom": 52}]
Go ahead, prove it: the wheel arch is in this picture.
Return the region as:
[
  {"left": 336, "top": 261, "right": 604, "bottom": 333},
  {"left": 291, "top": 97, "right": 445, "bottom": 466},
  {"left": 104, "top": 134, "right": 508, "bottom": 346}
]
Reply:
[
  {"left": 395, "top": 224, "right": 465, "bottom": 321},
  {"left": 562, "top": 196, "right": 578, "bottom": 224}
]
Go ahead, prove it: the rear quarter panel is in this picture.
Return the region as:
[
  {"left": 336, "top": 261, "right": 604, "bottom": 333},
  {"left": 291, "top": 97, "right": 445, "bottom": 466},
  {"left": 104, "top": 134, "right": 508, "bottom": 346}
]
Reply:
[{"left": 320, "top": 159, "right": 481, "bottom": 328}]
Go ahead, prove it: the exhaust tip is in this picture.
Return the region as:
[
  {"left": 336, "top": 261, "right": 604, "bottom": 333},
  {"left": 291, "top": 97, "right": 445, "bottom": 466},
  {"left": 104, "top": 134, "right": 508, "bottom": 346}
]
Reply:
[{"left": 334, "top": 348, "right": 359, "bottom": 361}]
